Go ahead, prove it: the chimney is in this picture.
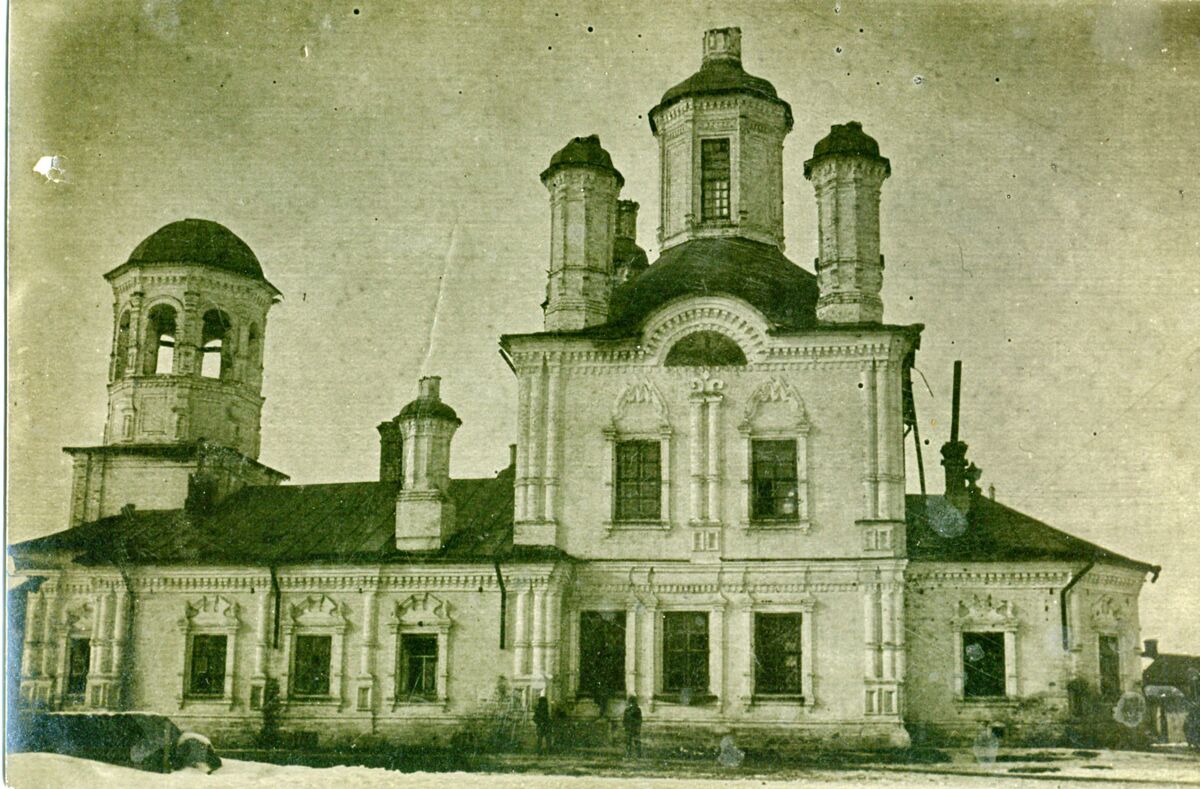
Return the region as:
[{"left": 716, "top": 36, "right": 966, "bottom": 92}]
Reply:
[
  {"left": 804, "top": 121, "right": 891, "bottom": 323},
  {"left": 509, "top": 443, "right": 517, "bottom": 469},
  {"left": 1143, "top": 639, "right": 1159, "bottom": 659},
  {"left": 702, "top": 27, "right": 742, "bottom": 65},
  {"left": 540, "top": 135, "right": 623, "bottom": 331},
  {"left": 377, "top": 417, "right": 403, "bottom": 483},
  {"left": 940, "top": 360, "right": 983, "bottom": 512},
  {"left": 616, "top": 200, "right": 639, "bottom": 241},
  {"left": 394, "top": 376, "right": 461, "bottom": 551}
]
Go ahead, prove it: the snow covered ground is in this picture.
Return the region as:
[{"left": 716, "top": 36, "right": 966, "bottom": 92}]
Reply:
[{"left": 6, "top": 750, "right": 1198, "bottom": 788}]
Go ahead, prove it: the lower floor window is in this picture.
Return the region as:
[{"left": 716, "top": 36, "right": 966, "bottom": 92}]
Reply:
[
  {"left": 66, "top": 638, "right": 90, "bottom": 697},
  {"left": 188, "top": 634, "right": 227, "bottom": 696},
  {"left": 754, "top": 613, "right": 803, "bottom": 695},
  {"left": 292, "top": 635, "right": 332, "bottom": 697},
  {"left": 579, "top": 611, "right": 626, "bottom": 701},
  {"left": 962, "top": 631, "right": 1006, "bottom": 698},
  {"left": 400, "top": 634, "right": 438, "bottom": 700},
  {"left": 1099, "top": 635, "right": 1121, "bottom": 702},
  {"left": 663, "top": 612, "right": 709, "bottom": 695}
]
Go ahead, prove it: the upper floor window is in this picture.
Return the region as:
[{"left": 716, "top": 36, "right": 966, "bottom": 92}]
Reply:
[
  {"left": 201, "top": 309, "right": 233, "bottom": 379},
  {"left": 751, "top": 440, "right": 799, "bottom": 521},
  {"left": 615, "top": 440, "right": 661, "bottom": 521},
  {"left": 754, "top": 613, "right": 803, "bottom": 696},
  {"left": 700, "top": 138, "right": 731, "bottom": 222},
  {"left": 664, "top": 331, "right": 746, "bottom": 367},
  {"left": 144, "top": 304, "right": 177, "bottom": 375}
]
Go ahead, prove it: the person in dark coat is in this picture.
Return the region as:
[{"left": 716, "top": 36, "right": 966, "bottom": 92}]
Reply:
[
  {"left": 533, "top": 695, "right": 552, "bottom": 754},
  {"left": 623, "top": 695, "right": 642, "bottom": 757}
]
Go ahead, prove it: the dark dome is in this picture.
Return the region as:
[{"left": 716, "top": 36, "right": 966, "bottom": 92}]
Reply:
[
  {"left": 540, "top": 135, "right": 624, "bottom": 186},
  {"left": 397, "top": 397, "right": 460, "bottom": 424},
  {"left": 122, "top": 219, "right": 266, "bottom": 281},
  {"left": 650, "top": 59, "right": 793, "bottom": 133},
  {"left": 804, "top": 122, "right": 890, "bottom": 177},
  {"left": 613, "top": 236, "right": 649, "bottom": 273},
  {"left": 594, "top": 238, "right": 819, "bottom": 336}
]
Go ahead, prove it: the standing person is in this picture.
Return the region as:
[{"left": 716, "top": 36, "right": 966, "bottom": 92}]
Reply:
[
  {"left": 623, "top": 695, "right": 642, "bottom": 758},
  {"left": 533, "top": 694, "right": 552, "bottom": 754}
]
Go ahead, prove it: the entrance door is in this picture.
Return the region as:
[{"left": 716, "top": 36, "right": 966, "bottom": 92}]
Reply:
[{"left": 66, "top": 638, "right": 90, "bottom": 698}]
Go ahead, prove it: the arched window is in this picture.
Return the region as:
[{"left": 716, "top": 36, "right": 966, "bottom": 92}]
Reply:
[
  {"left": 144, "top": 304, "right": 177, "bottom": 375},
  {"left": 201, "top": 309, "right": 233, "bottom": 379},
  {"left": 113, "top": 310, "right": 131, "bottom": 380},
  {"left": 664, "top": 331, "right": 747, "bottom": 367}
]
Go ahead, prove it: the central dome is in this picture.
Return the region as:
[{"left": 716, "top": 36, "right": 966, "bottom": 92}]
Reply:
[{"left": 118, "top": 219, "right": 267, "bottom": 282}]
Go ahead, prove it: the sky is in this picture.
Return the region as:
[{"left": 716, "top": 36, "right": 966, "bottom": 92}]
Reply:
[{"left": 7, "top": 1, "right": 1199, "bottom": 651}]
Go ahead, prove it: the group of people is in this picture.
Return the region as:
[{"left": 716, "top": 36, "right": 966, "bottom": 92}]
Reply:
[{"left": 532, "top": 695, "right": 643, "bottom": 757}]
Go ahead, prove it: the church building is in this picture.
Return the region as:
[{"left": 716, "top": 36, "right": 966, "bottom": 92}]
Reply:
[{"left": 11, "top": 28, "right": 1158, "bottom": 749}]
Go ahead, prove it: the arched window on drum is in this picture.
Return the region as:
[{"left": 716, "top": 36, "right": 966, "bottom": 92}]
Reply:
[
  {"left": 664, "top": 331, "right": 747, "bottom": 367},
  {"left": 144, "top": 304, "right": 177, "bottom": 375},
  {"left": 201, "top": 309, "right": 233, "bottom": 379}
]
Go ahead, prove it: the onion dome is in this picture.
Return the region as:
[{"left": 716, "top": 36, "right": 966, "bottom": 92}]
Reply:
[
  {"left": 397, "top": 377, "right": 461, "bottom": 424},
  {"left": 649, "top": 28, "right": 793, "bottom": 133},
  {"left": 803, "top": 121, "right": 891, "bottom": 178},
  {"left": 540, "top": 135, "right": 624, "bottom": 187}
]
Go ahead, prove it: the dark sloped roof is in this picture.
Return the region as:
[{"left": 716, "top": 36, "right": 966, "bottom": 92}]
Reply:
[
  {"left": 613, "top": 236, "right": 649, "bottom": 273},
  {"left": 906, "top": 494, "right": 1157, "bottom": 573},
  {"left": 1143, "top": 654, "right": 1200, "bottom": 689},
  {"left": 10, "top": 465, "right": 561, "bottom": 567},
  {"left": 581, "top": 237, "right": 818, "bottom": 338},
  {"left": 106, "top": 219, "right": 276, "bottom": 290},
  {"left": 650, "top": 59, "right": 792, "bottom": 132}
]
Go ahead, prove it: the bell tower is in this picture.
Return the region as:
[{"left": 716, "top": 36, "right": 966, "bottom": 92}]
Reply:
[{"left": 65, "top": 218, "right": 288, "bottom": 526}]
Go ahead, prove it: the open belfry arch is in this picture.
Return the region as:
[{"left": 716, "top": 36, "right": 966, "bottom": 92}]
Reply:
[{"left": 12, "top": 27, "right": 1157, "bottom": 750}]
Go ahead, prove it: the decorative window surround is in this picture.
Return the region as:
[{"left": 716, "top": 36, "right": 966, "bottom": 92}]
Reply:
[
  {"left": 53, "top": 600, "right": 97, "bottom": 708},
  {"left": 279, "top": 594, "right": 349, "bottom": 707},
  {"left": 386, "top": 592, "right": 452, "bottom": 708},
  {"left": 604, "top": 380, "right": 672, "bottom": 531},
  {"left": 950, "top": 594, "right": 1019, "bottom": 700},
  {"left": 738, "top": 378, "right": 811, "bottom": 530},
  {"left": 176, "top": 595, "right": 240, "bottom": 709}
]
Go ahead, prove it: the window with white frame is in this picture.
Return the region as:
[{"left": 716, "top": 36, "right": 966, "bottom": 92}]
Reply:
[
  {"left": 604, "top": 381, "right": 671, "bottom": 528},
  {"left": 178, "top": 595, "right": 239, "bottom": 705},
  {"left": 754, "top": 613, "right": 803, "bottom": 695},
  {"left": 739, "top": 379, "right": 810, "bottom": 528},
  {"left": 388, "top": 593, "right": 452, "bottom": 705}
]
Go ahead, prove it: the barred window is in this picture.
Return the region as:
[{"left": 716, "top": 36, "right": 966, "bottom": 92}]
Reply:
[
  {"left": 701, "top": 138, "right": 731, "bottom": 221},
  {"left": 751, "top": 440, "right": 798, "bottom": 520},
  {"left": 579, "top": 611, "right": 626, "bottom": 701},
  {"left": 615, "top": 440, "right": 661, "bottom": 521},
  {"left": 962, "top": 631, "right": 1006, "bottom": 698},
  {"left": 400, "top": 634, "right": 438, "bottom": 700},
  {"left": 292, "top": 635, "right": 332, "bottom": 697},
  {"left": 663, "top": 612, "right": 709, "bottom": 694},
  {"left": 188, "top": 635, "right": 227, "bottom": 696},
  {"left": 754, "top": 613, "right": 803, "bottom": 695}
]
